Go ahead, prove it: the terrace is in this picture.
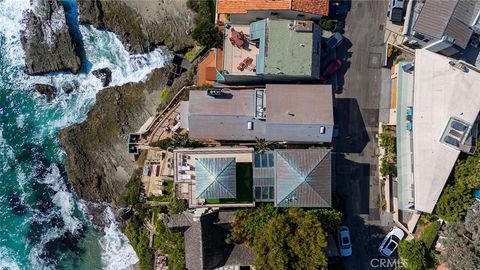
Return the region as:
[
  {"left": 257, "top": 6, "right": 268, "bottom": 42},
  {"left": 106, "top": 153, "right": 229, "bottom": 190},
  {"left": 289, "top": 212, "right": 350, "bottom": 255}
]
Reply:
[
  {"left": 173, "top": 147, "right": 255, "bottom": 208},
  {"left": 222, "top": 25, "right": 259, "bottom": 76}
]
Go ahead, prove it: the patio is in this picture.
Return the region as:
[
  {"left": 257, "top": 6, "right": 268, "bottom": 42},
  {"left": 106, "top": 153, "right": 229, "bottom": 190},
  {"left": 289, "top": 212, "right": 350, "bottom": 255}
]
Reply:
[{"left": 222, "top": 25, "right": 259, "bottom": 76}]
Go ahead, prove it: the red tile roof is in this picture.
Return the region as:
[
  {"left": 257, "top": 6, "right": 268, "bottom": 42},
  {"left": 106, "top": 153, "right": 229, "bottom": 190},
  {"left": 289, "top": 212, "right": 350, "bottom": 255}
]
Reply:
[{"left": 217, "top": 0, "right": 329, "bottom": 16}]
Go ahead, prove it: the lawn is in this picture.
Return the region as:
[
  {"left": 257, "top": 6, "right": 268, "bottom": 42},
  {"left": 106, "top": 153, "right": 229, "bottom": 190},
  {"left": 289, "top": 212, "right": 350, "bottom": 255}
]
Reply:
[{"left": 205, "top": 162, "right": 253, "bottom": 204}]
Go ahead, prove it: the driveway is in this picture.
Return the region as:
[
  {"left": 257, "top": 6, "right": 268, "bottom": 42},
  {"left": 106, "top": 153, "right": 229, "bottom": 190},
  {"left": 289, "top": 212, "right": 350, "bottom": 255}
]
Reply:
[{"left": 331, "top": 1, "right": 393, "bottom": 269}]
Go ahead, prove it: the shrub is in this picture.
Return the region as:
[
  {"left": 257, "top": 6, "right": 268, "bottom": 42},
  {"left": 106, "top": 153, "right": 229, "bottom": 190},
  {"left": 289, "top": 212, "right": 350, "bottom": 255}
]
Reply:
[
  {"left": 421, "top": 221, "right": 441, "bottom": 249},
  {"left": 320, "top": 18, "right": 336, "bottom": 31},
  {"left": 398, "top": 240, "right": 427, "bottom": 270},
  {"left": 394, "top": 57, "right": 406, "bottom": 65},
  {"left": 124, "top": 222, "right": 154, "bottom": 270},
  {"left": 191, "top": 21, "right": 223, "bottom": 48},
  {"left": 124, "top": 176, "right": 142, "bottom": 205},
  {"left": 160, "top": 87, "right": 170, "bottom": 103},
  {"left": 154, "top": 221, "right": 185, "bottom": 269},
  {"left": 435, "top": 184, "right": 474, "bottom": 222}
]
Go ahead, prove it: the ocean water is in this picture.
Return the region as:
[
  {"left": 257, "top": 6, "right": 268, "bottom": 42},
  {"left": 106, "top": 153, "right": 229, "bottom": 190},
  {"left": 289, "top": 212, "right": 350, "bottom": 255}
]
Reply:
[{"left": 0, "top": 0, "right": 171, "bottom": 269}]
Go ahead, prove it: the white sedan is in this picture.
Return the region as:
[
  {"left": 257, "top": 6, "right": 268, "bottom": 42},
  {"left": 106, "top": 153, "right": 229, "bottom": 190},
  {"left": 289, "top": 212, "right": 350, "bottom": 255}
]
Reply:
[{"left": 378, "top": 226, "right": 405, "bottom": 257}]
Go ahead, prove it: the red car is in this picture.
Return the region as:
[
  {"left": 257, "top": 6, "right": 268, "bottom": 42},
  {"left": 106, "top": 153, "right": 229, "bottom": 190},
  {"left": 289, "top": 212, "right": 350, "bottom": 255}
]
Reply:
[{"left": 320, "top": 58, "right": 343, "bottom": 83}]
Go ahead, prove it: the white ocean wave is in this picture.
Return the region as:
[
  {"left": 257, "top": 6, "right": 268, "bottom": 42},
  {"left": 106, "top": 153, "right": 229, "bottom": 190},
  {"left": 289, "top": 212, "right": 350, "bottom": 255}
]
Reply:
[
  {"left": 100, "top": 207, "right": 139, "bottom": 270},
  {"left": 0, "top": 247, "right": 22, "bottom": 270}
]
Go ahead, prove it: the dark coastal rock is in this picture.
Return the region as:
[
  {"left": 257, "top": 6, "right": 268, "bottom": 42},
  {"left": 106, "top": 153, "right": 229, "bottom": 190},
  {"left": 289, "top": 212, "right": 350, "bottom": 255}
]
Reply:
[
  {"left": 92, "top": 68, "right": 112, "bottom": 87},
  {"left": 77, "top": 0, "right": 196, "bottom": 53},
  {"left": 20, "top": 0, "right": 81, "bottom": 75},
  {"left": 60, "top": 67, "right": 193, "bottom": 206},
  {"left": 61, "top": 80, "right": 79, "bottom": 94},
  {"left": 34, "top": 84, "right": 56, "bottom": 102}
]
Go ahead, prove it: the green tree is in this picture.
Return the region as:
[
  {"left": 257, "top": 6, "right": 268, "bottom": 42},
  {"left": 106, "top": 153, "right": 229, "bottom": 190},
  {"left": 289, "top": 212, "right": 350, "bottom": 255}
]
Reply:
[
  {"left": 435, "top": 184, "right": 474, "bottom": 222},
  {"left": 191, "top": 21, "right": 222, "bottom": 48},
  {"left": 168, "top": 197, "right": 188, "bottom": 214},
  {"left": 398, "top": 240, "right": 427, "bottom": 270},
  {"left": 252, "top": 208, "right": 328, "bottom": 270},
  {"left": 310, "top": 209, "right": 343, "bottom": 233},
  {"left": 231, "top": 204, "right": 279, "bottom": 245}
]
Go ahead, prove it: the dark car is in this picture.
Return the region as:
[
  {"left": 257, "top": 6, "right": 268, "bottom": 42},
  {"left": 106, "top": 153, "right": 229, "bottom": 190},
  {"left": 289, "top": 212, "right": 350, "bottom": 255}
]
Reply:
[
  {"left": 320, "top": 58, "right": 343, "bottom": 82},
  {"left": 330, "top": 1, "right": 350, "bottom": 14},
  {"left": 327, "top": 32, "right": 344, "bottom": 49}
]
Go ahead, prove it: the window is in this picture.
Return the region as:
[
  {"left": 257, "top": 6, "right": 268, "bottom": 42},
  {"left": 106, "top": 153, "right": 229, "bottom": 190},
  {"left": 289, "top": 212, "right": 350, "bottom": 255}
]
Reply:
[
  {"left": 297, "top": 14, "right": 305, "bottom": 17},
  {"left": 271, "top": 12, "right": 278, "bottom": 16},
  {"left": 254, "top": 152, "right": 274, "bottom": 168}
]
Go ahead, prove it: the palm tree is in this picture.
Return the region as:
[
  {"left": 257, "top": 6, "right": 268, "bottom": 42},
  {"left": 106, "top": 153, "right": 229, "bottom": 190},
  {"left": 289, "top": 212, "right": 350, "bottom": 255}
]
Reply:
[{"left": 255, "top": 137, "right": 276, "bottom": 153}]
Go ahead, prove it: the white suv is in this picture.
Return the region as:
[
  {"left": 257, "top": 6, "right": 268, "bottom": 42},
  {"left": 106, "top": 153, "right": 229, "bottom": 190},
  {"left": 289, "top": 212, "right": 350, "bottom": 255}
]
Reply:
[{"left": 378, "top": 226, "right": 405, "bottom": 257}]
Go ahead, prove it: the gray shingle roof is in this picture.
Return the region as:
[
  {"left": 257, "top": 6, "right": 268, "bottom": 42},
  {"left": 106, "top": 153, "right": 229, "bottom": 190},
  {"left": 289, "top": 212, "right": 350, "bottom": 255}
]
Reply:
[
  {"left": 413, "top": 0, "right": 474, "bottom": 49},
  {"left": 183, "top": 211, "right": 255, "bottom": 270},
  {"left": 196, "top": 157, "right": 237, "bottom": 199},
  {"left": 274, "top": 149, "right": 332, "bottom": 207}
]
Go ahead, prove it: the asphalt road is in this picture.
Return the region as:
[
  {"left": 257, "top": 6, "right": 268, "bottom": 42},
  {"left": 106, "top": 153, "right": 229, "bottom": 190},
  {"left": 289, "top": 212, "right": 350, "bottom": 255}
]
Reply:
[{"left": 331, "top": 1, "right": 392, "bottom": 269}]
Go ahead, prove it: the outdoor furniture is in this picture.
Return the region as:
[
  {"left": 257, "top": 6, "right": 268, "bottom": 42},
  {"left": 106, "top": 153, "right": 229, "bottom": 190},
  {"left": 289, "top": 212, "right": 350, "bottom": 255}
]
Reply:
[
  {"left": 181, "top": 174, "right": 191, "bottom": 180},
  {"left": 230, "top": 28, "right": 246, "bottom": 48}
]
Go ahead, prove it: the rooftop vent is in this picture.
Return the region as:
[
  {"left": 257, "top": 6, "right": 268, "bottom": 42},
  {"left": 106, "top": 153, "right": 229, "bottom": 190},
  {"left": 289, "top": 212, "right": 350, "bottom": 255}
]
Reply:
[
  {"left": 207, "top": 89, "right": 222, "bottom": 97},
  {"left": 247, "top": 121, "right": 254, "bottom": 130}
]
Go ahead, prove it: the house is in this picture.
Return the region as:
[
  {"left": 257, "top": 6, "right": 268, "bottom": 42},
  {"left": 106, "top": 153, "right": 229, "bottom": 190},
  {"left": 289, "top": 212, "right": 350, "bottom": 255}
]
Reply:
[
  {"left": 174, "top": 147, "right": 332, "bottom": 209},
  {"left": 254, "top": 149, "right": 332, "bottom": 208},
  {"left": 216, "top": 18, "right": 322, "bottom": 84},
  {"left": 410, "top": 0, "right": 480, "bottom": 56},
  {"left": 181, "top": 84, "right": 334, "bottom": 143},
  {"left": 166, "top": 209, "right": 256, "bottom": 270},
  {"left": 216, "top": 0, "right": 330, "bottom": 24},
  {"left": 173, "top": 147, "right": 256, "bottom": 208},
  {"left": 393, "top": 49, "right": 480, "bottom": 215}
]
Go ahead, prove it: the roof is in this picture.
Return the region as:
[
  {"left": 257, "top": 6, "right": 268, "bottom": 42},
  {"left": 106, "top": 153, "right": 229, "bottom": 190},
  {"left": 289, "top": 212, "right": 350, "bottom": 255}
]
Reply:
[
  {"left": 412, "top": 49, "right": 480, "bottom": 213},
  {"left": 196, "top": 157, "right": 237, "bottom": 199},
  {"left": 183, "top": 211, "right": 255, "bottom": 270},
  {"left": 184, "top": 214, "right": 228, "bottom": 270},
  {"left": 223, "top": 243, "right": 256, "bottom": 266},
  {"left": 263, "top": 20, "right": 321, "bottom": 78},
  {"left": 187, "top": 85, "right": 333, "bottom": 142},
  {"left": 274, "top": 149, "right": 332, "bottom": 207},
  {"left": 413, "top": 0, "right": 474, "bottom": 49},
  {"left": 217, "top": 0, "right": 329, "bottom": 16},
  {"left": 196, "top": 49, "right": 222, "bottom": 86},
  {"left": 265, "top": 84, "right": 333, "bottom": 125}
]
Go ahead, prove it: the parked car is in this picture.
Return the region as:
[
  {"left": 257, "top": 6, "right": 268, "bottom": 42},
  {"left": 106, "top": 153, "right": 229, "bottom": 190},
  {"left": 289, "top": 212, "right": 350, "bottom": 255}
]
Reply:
[
  {"left": 330, "top": 1, "right": 350, "bottom": 14},
  {"left": 378, "top": 226, "right": 405, "bottom": 257},
  {"left": 387, "top": 0, "right": 404, "bottom": 23},
  {"left": 326, "top": 32, "right": 344, "bottom": 49},
  {"left": 338, "top": 226, "right": 352, "bottom": 256},
  {"left": 320, "top": 58, "right": 343, "bottom": 82}
]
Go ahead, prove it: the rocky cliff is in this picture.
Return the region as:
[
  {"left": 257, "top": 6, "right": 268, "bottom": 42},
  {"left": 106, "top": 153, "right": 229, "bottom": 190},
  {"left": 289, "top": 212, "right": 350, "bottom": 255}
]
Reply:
[
  {"left": 77, "top": 0, "right": 196, "bottom": 53},
  {"left": 21, "top": 0, "right": 81, "bottom": 75},
  {"left": 60, "top": 67, "right": 193, "bottom": 206}
]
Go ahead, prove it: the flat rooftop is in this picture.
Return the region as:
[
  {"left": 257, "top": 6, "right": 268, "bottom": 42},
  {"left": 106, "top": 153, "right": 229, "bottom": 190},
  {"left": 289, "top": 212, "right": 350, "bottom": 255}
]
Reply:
[
  {"left": 186, "top": 84, "right": 334, "bottom": 143},
  {"left": 395, "top": 61, "right": 415, "bottom": 211},
  {"left": 263, "top": 20, "right": 321, "bottom": 78},
  {"left": 220, "top": 19, "right": 321, "bottom": 79},
  {"left": 412, "top": 49, "right": 480, "bottom": 213}
]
